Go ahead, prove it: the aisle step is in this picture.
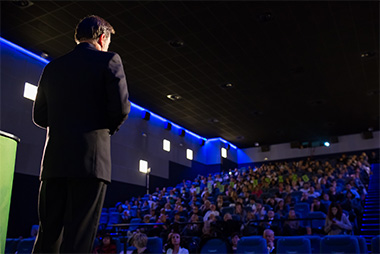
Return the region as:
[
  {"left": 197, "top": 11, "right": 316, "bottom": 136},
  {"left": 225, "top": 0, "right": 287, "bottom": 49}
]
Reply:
[{"left": 361, "top": 163, "right": 380, "bottom": 253}]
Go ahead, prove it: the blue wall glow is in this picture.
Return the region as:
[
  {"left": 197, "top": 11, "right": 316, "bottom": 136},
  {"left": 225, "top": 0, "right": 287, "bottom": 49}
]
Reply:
[
  {"left": 0, "top": 37, "right": 49, "bottom": 64},
  {"left": 1, "top": 37, "right": 238, "bottom": 150}
]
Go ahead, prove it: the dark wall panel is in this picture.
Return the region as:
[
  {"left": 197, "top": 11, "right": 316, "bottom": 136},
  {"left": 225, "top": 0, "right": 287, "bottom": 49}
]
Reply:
[{"left": 221, "top": 158, "right": 238, "bottom": 172}]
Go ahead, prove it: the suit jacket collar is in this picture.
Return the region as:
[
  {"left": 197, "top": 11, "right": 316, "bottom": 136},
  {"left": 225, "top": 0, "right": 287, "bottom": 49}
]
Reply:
[{"left": 75, "top": 42, "right": 98, "bottom": 51}]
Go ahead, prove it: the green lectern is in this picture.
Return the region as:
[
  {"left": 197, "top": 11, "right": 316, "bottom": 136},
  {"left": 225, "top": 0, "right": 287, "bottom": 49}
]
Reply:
[{"left": 0, "top": 130, "right": 20, "bottom": 254}]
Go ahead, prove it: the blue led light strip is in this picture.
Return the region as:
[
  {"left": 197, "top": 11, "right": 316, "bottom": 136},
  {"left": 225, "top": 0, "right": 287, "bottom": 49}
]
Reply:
[
  {"left": 0, "top": 37, "right": 50, "bottom": 64},
  {"left": 1, "top": 36, "right": 238, "bottom": 148},
  {"left": 131, "top": 102, "right": 206, "bottom": 141}
]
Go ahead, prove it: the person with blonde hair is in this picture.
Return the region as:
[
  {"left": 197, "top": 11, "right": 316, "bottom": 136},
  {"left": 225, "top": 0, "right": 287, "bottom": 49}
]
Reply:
[{"left": 130, "top": 232, "right": 150, "bottom": 254}]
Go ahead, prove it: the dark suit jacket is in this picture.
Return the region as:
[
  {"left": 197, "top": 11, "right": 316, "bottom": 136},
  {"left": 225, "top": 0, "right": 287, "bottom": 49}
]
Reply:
[{"left": 33, "top": 42, "right": 130, "bottom": 183}]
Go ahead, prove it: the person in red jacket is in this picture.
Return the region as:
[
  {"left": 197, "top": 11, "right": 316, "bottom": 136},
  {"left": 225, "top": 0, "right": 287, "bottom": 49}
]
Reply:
[{"left": 94, "top": 234, "right": 117, "bottom": 254}]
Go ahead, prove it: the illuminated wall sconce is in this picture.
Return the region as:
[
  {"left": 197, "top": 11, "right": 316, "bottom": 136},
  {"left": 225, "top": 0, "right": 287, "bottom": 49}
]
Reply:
[
  {"left": 139, "top": 160, "right": 149, "bottom": 173},
  {"left": 23, "top": 82, "right": 37, "bottom": 101},
  {"left": 186, "top": 149, "right": 193, "bottom": 160},
  {"left": 221, "top": 147, "right": 227, "bottom": 158},
  {"left": 163, "top": 139, "right": 170, "bottom": 152}
]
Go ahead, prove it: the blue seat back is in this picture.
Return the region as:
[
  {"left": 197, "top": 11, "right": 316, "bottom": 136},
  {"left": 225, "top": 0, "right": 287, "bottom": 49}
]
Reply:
[
  {"left": 320, "top": 235, "right": 360, "bottom": 254},
  {"left": 108, "top": 212, "right": 121, "bottom": 224},
  {"left": 372, "top": 235, "right": 380, "bottom": 254},
  {"left": 17, "top": 238, "right": 35, "bottom": 254},
  {"left": 294, "top": 203, "right": 310, "bottom": 227},
  {"left": 5, "top": 238, "right": 20, "bottom": 254},
  {"left": 306, "top": 211, "right": 326, "bottom": 229},
  {"left": 236, "top": 236, "right": 267, "bottom": 254},
  {"left": 200, "top": 238, "right": 228, "bottom": 254},
  {"left": 303, "top": 235, "right": 321, "bottom": 253},
  {"left": 276, "top": 237, "right": 311, "bottom": 254},
  {"left": 113, "top": 237, "right": 122, "bottom": 253},
  {"left": 100, "top": 212, "right": 109, "bottom": 224},
  {"left": 109, "top": 207, "right": 117, "bottom": 212},
  {"left": 294, "top": 203, "right": 310, "bottom": 218},
  {"left": 147, "top": 237, "right": 162, "bottom": 253},
  {"left": 129, "top": 218, "right": 142, "bottom": 231},
  {"left": 290, "top": 191, "right": 303, "bottom": 202},
  {"left": 355, "top": 236, "right": 368, "bottom": 254},
  {"left": 220, "top": 206, "right": 234, "bottom": 216},
  {"left": 130, "top": 207, "right": 138, "bottom": 217},
  {"left": 320, "top": 200, "right": 331, "bottom": 209}
]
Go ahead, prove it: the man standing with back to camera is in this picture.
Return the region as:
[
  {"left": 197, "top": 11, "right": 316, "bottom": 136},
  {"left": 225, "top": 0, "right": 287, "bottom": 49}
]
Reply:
[{"left": 32, "top": 15, "right": 130, "bottom": 253}]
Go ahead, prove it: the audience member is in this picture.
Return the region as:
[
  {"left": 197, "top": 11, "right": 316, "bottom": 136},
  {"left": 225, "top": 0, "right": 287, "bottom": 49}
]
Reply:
[
  {"left": 324, "top": 203, "right": 352, "bottom": 235},
  {"left": 129, "top": 232, "right": 149, "bottom": 254},
  {"left": 94, "top": 234, "right": 117, "bottom": 254},
  {"left": 105, "top": 151, "right": 372, "bottom": 242},
  {"left": 263, "top": 229, "right": 276, "bottom": 254},
  {"left": 229, "top": 232, "right": 241, "bottom": 253},
  {"left": 203, "top": 204, "right": 220, "bottom": 222},
  {"left": 183, "top": 214, "right": 202, "bottom": 237},
  {"left": 283, "top": 209, "right": 302, "bottom": 236},
  {"left": 260, "top": 210, "right": 280, "bottom": 235},
  {"left": 165, "top": 232, "right": 189, "bottom": 254}
]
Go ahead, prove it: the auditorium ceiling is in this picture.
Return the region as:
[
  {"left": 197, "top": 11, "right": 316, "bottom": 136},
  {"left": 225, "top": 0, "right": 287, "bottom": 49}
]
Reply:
[{"left": 1, "top": 1, "right": 379, "bottom": 148}]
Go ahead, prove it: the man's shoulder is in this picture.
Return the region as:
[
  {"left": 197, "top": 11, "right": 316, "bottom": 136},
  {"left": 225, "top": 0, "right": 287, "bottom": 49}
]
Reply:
[{"left": 48, "top": 47, "right": 120, "bottom": 68}]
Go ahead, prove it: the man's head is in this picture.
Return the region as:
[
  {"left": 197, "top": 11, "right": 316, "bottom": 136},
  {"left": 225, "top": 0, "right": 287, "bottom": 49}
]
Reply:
[
  {"left": 263, "top": 229, "right": 275, "bottom": 243},
  {"left": 75, "top": 15, "right": 115, "bottom": 51}
]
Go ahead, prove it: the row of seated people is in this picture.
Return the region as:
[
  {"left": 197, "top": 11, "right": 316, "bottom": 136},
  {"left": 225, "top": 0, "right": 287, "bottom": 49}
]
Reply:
[
  {"left": 93, "top": 223, "right": 377, "bottom": 254},
  {"left": 7, "top": 228, "right": 379, "bottom": 254},
  {"left": 93, "top": 230, "right": 376, "bottom": 254},
  {"left": 99, "top": 152, "right": 372, "bottom": 246}
]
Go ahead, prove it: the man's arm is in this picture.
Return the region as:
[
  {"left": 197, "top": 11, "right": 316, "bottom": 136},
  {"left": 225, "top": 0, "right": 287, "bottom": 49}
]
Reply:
[
  {"left": 33, "top": 67, "right": 49, "bottom": 129},
  {"left": 105, "top": 53, "right": 131, "bottom": 135}
]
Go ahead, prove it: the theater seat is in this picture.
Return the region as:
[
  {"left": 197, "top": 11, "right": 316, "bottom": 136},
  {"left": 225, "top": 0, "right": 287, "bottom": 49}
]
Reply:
[
  {"left": 108, "top": 212, "right": 121, "bottom": 224},
  {"left": 220, "top": 206, "right": 234, "bottom": 216},
  {"left": 303, "top": 235, "right": 321, "bottom": 253},
  {"left": 355, "top": 236, "right": 368, "bottom": 254},
  {"left": 236, "top": 236, "right": 267, "bottom": 254},
  {"left": 306, "top": 211, "right": 326, "bottom": 230},
  {"left": 200, "top": 238, "right": 228, "bottom": 254},
  {"left": 294, "top": 203, "right": 310, "bottom": 218},
  {"left": 276, "top": 237, "right": 311, "bottom": 254},
  {"left": 147, "top": 237, "right": 162, "bottom": 253},
  {"left": 5, "top": 238, "right": 20, "bottom": 254},
  {"left": 16, "top": 238, "right": 35, "bottom": 254},
  {"left": 129, "top": 218, "right": 142, "bottom": 232},
  {"left": 99, "top": 212, "right": 109, "bottom": 224},
  {"left": 320, "top": 235, "right": 360, "bottom": 254},
  {"left": 372, "top": 235, "right": 380, "bottom": 254}
]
